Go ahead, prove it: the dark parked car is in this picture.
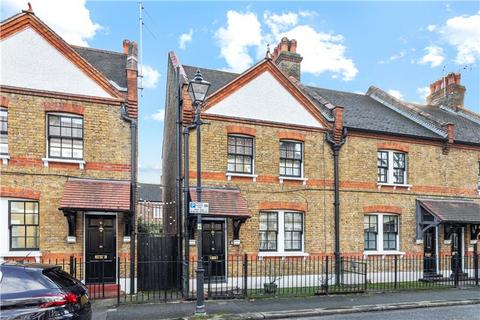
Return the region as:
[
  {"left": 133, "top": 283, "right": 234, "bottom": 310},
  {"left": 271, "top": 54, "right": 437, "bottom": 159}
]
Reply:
[{"left": 0, "top": 262, "right": 91, "bottom": 320}]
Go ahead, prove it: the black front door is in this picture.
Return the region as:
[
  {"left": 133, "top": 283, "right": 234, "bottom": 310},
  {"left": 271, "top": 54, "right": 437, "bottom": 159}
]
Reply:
[
  {"left": 451, "top": 229, "right": 463, "bottom": 274},
  {"left": 85, "top": 215, "right": 116, "bottom": 284},
  {"left": 202, "top": 221, "right": 225, "bottom": 280},
  {"left": 423, "top": 227, "right": 437, "bottom": 276}
]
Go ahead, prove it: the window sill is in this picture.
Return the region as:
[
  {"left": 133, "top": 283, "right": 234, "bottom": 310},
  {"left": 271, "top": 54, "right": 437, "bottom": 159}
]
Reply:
[
  {"left": 377, "top": 183, "right": 412, "bottom": 191},
  {"left": 226, "top": 172, "right": 258, "bottom": 182},
  {"left": 258, "top": 252, "right": 309, "bottom": 258},
  {"left": 42, "top": 157, "right": 85, "bottom": 170},
  {"left": 0, "top": 251, "right": 42, "bottom": 262},
  {"left": 363, "top": 251, "right": 405, "bottom": 257},
  {"left": 0, "top": 154, "right": 9, "bottom": 165},
  {"left": 279, "top": 176, "right": 308, "bottom": 186}
]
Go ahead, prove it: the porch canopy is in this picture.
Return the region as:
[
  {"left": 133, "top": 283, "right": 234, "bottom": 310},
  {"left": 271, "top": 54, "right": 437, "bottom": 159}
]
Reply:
[
  {"left": 60, "top": 178, "right": 131, "bottom": 239},
  {"left": 419, "top": 199, "right": 480, "bottom": 224},
  {"left": 416, "top": 199, "right": 480, "bottom": 242},
  {"left": 189, "top": 187, "right": 250, "bottom": 219},
  {"left": 189, "top": 187, "right": 251, "bottom": 241},
  {"left": 60, "top": 178, "right": 130, "bottom": 212}
]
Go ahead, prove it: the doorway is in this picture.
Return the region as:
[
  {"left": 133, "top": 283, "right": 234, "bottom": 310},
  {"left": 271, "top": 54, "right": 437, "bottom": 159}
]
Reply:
[
  {"left": 85, "top": 215, "right": 116, "bottom": 284},
  {"left": 202, "top": 220, "right": 226, "bottom": 281},
  {"left": 423, "top": 227, "right": 437, "bottom": 276}
]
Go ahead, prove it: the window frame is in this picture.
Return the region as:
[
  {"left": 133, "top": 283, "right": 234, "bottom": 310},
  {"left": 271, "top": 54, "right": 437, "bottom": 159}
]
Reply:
[
  {"left": 227, "top": 135, "right": 255, "bottom": 174},
  {"left": 363, "top": 213, "right": 400, "bottom": 253},
  {"left": 8, "top": 200, "right": 40, "bottom": 251},
  {"left": 477, "top": 161, "right": 480, "bottom": 192},
  {"left": 363, "top": 215, "right": 378, "bottom": 251},
  {"left": 284, "top": 212, "right": 303, "bottom": 251},
  {"left": 377, "top": 150, "right": 408, "bottom": 185},
  {"left": 0, "top": 107, "right": 8, "bottom": 156},
  {"left": 279, "top": 140, "right": 303, "bottom": 178},
  {"left": 259, "top": 212, "right": 278, "bottom": 252},
  {"left": 46, "top": 113, "right": 84, "bottom": 160},
  {"left": 259, "top": 210, "right": 304, "bottom": 254}
]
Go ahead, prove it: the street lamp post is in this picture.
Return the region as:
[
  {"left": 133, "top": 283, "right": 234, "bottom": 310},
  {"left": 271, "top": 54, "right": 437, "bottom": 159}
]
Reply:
[{"left": 187, "top": 70, "right": 210, "bottom": 316}]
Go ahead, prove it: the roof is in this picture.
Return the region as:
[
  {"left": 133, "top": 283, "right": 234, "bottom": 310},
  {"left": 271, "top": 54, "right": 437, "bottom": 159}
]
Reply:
[
  {"left": 419, "top": 199, "right": 480, "bottom": 224},
  {"left": 73, "top": 46, "right": 127, "bottom": 91},
  {"left": 60, "top": 178, "right": 130, "bottom": 212},
  {"left": 181, "top": 63, "right": 479, "bottom": 144},
  {"left": 138, "top": 183, "right": 162, "bottom": 202},
  {"left": 189, "top": 187, "right": 250, "bottom": 218}
]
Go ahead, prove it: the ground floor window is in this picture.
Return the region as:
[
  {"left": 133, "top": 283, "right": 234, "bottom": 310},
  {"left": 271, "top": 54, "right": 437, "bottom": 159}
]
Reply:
[
  {"left": 364, "top": 213, "right": 399, "bottom": 252},
  {"left": 259, "top": 211, "right": 304, "bottom": 254},
  {"left": 9, "top": 200, "right": 40, "bottom": 250}
]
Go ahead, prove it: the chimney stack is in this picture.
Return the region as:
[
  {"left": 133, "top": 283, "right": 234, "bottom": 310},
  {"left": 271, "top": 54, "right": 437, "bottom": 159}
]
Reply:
[
  {"left": 123, "top": 39, "right": 138, "bottom": 118},
  {"left": 426, "top": 72, "right": 466, "bottom": 110},
  {"left": 271, "top": 37, "right": 303, "bottom": 81}
]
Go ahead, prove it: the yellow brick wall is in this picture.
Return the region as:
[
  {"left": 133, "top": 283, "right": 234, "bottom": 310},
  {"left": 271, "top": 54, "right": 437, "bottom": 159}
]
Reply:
[
  {"left": 1, "top": 92, "right": 132, "bottom": 258},
  {"left": 186, "top": 118, "right": 480, "bottom": 257}
]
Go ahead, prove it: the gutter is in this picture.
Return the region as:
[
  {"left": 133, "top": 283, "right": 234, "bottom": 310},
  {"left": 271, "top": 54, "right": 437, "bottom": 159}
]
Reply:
[{"left": 121, "top": 103, "right": 137, "bottom": 295}]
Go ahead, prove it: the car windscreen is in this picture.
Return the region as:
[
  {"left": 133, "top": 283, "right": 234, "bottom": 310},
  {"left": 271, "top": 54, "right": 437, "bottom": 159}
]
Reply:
[{"left": 0, "top": 266, "right": 59, "bottom": 299}]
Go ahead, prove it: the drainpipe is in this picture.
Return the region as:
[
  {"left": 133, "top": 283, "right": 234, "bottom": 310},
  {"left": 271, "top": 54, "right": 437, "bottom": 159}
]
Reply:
[
  {"left": 121, "top": 104, "right": 137, "bottom": 295},
  {"left": 326, "top": 126, "right": 346, "bottom": 286}
]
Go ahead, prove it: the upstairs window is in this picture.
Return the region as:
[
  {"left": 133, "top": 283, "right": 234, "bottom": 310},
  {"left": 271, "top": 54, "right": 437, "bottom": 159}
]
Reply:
[
  {"left": 279, "top": 141, "right": 303, "bottom": 177},
  {"left": 0, "top": 108, "right": 7, "bottom": 155},
  {"left": 47, "top": 114, "right": 83, "bottom": 160},
  {"left": 9, "top": 201, "right": 39, "bottom": 250},
  {"left": 377, "top": 150, "right": 407, "bottom": 184},
  {"left": 227, "top": 135, "right": 254, "bottom": 174}
]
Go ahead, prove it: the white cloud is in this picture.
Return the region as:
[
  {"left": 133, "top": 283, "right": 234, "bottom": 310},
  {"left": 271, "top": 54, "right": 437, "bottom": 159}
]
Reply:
[
  {"left": 280, "top": 25, "right": 358, "bottom": 81},
  {"left": 150, "top": 108, "right": 165, "bottom": 122},
  {"left": 264, "top": 11, "right": 299, "bottom": 35},
  {"left": 379, "top": 50, "right": 407, "bottom": 64},
  {"left": 214, "top": 11, "right": 263, "bottom": 72},
  {"left": 438, "top": 11, "right": 480, "bottom": 65},
  {"left": 387, "top": 89, "right": 404, "bottom": 100},
  {"left": 141, "top": 65, "right": 160, "bottom": 89},
  {"left": 417, "top": 86, "right": 431, "bottom": 101},
  {"left": 214, "top": 10, "right": 357, "bottom": 80},
  {"left": 418, "top": 45, "right": 445, "bottom": 67},
  {"left": 179, "top": 29, "right": 193, "bottom": 50},
  {"left": 427, "top": 24, "right": 437, "bottom": 32},
  {"left": 138, "top": 163, "right": 162, "bottom": 184},
  {"left": 2, "top": 0, "right": 101, "bottom": 46}
]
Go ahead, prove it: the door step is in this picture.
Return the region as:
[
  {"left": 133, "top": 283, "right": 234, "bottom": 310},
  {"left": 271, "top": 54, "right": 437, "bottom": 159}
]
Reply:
[{"left": 86, "top": 283, "right": 122, "bottom": 299}]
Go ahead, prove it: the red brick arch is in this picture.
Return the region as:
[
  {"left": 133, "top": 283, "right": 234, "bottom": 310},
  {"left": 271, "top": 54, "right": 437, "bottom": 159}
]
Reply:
[
  {"left": 0, "top": 96, "right": 9, "bottom": 108},
  {"left": 363, "top": 205, "right": 402, "bottom": 215},
  {"left": 44, "top": 102, "right": 85, "bottom": 116},
  {"left": 226, "top": 125, "right": 256, "bottom": 136},
  {"left": 277, "top": 131, "right": 305, "bottom": 142},
  {"left": 259, "top": 201, "right": 307, "bottom": 212},
  {"left": 377, "top": 141, "right": 409, "bottom": 153}
]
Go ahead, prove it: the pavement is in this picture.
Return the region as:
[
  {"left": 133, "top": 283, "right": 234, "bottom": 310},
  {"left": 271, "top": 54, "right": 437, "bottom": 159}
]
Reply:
[{"left": 92, "top": 287, "right": 480, "bottom": 320}]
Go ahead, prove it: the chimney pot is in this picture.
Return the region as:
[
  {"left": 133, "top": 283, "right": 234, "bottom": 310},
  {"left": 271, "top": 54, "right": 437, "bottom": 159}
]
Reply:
[
  {"left": 272, "top": 37, "right": 303, "bottom": 81},
  {"left": 123, "top": 39, "right": 130, "bottom": 54},
  {"left": 426, "top": 72, "right": 465, "bottom": 110}
]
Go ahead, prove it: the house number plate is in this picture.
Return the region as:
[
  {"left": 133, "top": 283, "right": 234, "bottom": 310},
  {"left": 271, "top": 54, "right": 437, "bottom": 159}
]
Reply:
[{"left": 94, "top": 255, "right": 108, "bottom": 260}]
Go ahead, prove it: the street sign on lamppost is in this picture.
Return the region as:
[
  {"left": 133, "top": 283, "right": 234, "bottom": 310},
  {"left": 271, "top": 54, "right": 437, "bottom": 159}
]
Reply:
[{"left": 187, "top": 69, "right": 211, "bottom": 316}]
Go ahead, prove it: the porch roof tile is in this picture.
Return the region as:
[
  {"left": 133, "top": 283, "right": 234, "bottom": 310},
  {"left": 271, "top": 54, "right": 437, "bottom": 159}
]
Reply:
[
  {"left": 60, "top": 178, "right": 130, "bottom": 212},
  {"left": 189, "top": 187, "right": 251, "bottom": 218},
  {"left": 419, "top": 199, "right": 480, "bottom": 224}
]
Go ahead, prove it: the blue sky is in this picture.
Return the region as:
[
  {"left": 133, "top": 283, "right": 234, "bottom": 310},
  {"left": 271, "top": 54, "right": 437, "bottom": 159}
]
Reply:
[{"left": 2, "top": 1, "right": 479, "bottom": 184}]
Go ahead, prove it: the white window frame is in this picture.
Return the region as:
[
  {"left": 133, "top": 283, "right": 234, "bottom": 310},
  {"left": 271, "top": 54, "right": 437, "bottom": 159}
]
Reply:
[
  {"left": 42, "top": 112, "right": 85, "bottom": 169},
  {"left": 377, "top": 150, "right": 410, "bottom": 188},
  {"left": 258, "top": 210, "right": 307, "bottom": 257},
  {"left": 477, "top": 161, "right": 480, "bottom": 195},
  {"left": 225, "top": 134, "right": 258, "bottom": 181},
  {"left": 363, "top": 213, "right": 403, "bottom": 255}
]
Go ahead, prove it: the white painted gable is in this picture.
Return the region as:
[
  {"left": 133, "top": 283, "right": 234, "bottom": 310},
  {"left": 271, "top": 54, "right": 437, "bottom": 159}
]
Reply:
[
  {"left": 205, "top": 70, "right": 323, "bottom": 128},
  {"left": 0, "top": 27, "right": 114, "bottom": 98}
]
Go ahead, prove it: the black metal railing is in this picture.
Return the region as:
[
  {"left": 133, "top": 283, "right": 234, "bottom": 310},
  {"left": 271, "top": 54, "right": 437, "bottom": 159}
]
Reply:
[{"left": 23, "top": 252, "right": 478, "bottom": 304}]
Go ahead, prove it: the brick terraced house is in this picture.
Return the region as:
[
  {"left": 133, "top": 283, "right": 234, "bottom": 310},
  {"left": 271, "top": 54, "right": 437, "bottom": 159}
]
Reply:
[
  {"left": 162, "top": 37, "right": 480, "bottom": 280},
  {"left": 0, "top": 8, "right": 138, "bottom": 287}
]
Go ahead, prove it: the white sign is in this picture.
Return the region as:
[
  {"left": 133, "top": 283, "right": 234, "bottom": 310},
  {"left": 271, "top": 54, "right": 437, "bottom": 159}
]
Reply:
[{"left": 189, "top": 202, "right": 209, "bottom": 214}]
